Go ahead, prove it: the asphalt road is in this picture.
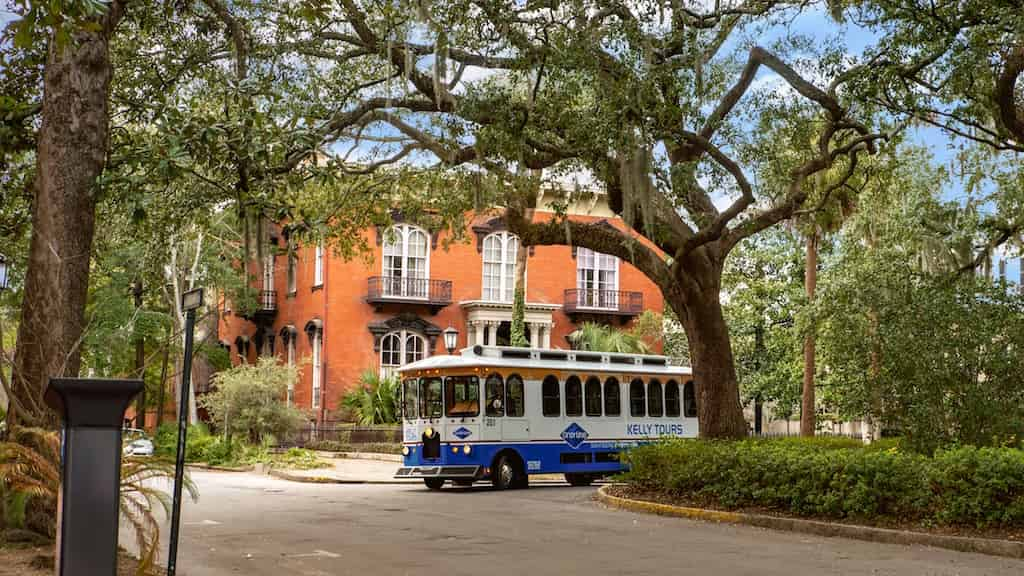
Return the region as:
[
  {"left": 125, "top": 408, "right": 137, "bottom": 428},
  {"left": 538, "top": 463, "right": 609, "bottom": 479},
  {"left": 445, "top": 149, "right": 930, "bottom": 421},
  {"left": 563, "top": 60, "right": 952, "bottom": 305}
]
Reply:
[{"left": 129, "top": 470, "right": 1024, "bottom": 576}]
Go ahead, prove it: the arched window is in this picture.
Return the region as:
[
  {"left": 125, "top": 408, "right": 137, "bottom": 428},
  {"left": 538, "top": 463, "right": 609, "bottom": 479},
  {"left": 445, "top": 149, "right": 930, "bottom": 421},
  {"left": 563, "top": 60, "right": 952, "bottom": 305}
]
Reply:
[
  {"left": 630, "top": 378, "right": 645, "bottom": 417},
  {"left": 604, "top": 377, "right": 621, "bottom": 416},
  {"left": 565, "top": 375, "right": 583, "bottom": 417},
  {"left": 542, "top": 375, "right": 560, "bottom": 417},
  {"left": 576, "top": 248, "right": 619, "bottom": 309},
  {"left": 482, "top": 232, "right": 519, "bottom": 302},
  {"left": 648, "top": 379, "right": 664, "bottom": 417},
  {"left": 379, "top": 330, "right": 426, "bottom": 379},
  {"left": 665, "top": 380, "right": 681, "bottom": 417},
  {"left": 585, "top": 376, "right": 602, "bottom": 417},
  {"left": 506, "top": 374, "right": 525, "bottom": 417},
  {"left": 485, "top": 373, "right": 504, "bottom": 416},
  {"left": 684, "top": 380, "right": 698, "bottom": 417},
  {"left": 382, "top": 224, "right": 429, "bottom": 298}
]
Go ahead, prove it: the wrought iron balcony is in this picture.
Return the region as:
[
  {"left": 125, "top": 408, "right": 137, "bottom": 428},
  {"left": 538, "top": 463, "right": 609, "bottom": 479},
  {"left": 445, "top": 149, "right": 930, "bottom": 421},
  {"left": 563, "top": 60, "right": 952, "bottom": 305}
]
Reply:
[
  {"left": 366, "top": 276, "right": 453, "bottom": 314},
  {"left": 246, "top": 289, "right": 277, "bottom": 323},
  {"left": 563, "top": 288, "right": 643, "bottom": 323}
]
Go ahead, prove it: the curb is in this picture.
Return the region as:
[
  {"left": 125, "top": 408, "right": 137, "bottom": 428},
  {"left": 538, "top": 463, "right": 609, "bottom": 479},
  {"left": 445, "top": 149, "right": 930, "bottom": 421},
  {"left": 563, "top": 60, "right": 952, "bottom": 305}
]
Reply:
[
  {"left": 186, "top": 463, "right": 255, "bottom": 473},
  {"left": 267, "top": 468, "right": 416, "bottom": 485},
  {"left": 595, "top": 485, "right": 1024, "bottom": 560}
]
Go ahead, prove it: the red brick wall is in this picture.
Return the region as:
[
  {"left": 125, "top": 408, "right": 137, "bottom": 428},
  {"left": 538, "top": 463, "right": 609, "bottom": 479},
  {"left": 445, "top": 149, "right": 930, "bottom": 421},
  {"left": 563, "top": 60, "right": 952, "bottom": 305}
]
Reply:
[{"left": 217, "top": 211, "right": 665, "bottom": 422}]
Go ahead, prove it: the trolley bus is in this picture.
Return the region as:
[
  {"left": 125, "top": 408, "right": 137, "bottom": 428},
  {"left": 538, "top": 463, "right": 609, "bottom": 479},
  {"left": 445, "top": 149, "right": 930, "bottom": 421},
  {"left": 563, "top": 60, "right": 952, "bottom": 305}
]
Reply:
[{"left": 394, "top": 345, "right": 697, "bottom": 489}]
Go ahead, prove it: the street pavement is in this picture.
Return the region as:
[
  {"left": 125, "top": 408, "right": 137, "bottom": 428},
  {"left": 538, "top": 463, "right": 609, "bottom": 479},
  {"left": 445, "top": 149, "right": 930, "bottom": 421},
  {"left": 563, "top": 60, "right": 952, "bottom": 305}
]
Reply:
[{"left": 126, "top": 468, "right": 1024, "bottom": 576}]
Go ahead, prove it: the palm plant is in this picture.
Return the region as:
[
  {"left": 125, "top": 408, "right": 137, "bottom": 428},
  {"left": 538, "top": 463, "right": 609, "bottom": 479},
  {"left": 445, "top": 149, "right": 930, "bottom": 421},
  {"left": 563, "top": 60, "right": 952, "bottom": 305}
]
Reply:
[
  {"left": 342, "top": 371, "right": 400, "bottom": 425},
  {"left": 567, "top": 323, "right": 651, "bottom": 354},
  {"left": 0, "top": 427, "right": 196, "bottom": 575}
]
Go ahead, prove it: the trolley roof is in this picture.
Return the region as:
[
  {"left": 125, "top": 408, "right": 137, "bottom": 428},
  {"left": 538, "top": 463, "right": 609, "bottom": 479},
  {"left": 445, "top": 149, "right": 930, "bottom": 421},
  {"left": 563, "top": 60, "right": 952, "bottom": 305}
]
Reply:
[{"left": 399, "top": 345, "right": 692, "bottom": 377}]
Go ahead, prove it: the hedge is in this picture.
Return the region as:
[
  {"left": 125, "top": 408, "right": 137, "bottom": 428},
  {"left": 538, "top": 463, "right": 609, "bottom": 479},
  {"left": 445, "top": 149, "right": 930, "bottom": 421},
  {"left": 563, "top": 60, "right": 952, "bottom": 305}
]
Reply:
[{"left": 621, "top": 439, "right": 1024, "bottom": 528}]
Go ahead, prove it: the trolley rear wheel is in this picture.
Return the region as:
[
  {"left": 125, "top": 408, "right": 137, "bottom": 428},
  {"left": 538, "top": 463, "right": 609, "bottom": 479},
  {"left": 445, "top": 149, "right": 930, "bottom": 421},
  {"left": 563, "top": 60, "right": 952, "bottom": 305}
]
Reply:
[{"left": 424, "top": 478, "right": 445, "bottom": 490}]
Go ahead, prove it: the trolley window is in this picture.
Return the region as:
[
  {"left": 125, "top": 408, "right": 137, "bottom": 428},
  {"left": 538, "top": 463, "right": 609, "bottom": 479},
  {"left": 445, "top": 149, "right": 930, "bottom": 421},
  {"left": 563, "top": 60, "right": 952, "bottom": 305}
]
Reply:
[
  {"left": 402, "top": 378, "right": 418, "bottom": 419},
  {"left": 630, "top": 378, "right": 645, "bottom": 417},
  {"left": 485, "top": 373, "right": 504, "bottom": 417},
  {"left": 419, "top": 377, "right": 442, "bottom": 418},
  {"left": 585, "top": 376, "right": 602, "bottom": 417},
  {"left": 684, "top": 380, "right": 698, "bottom": 417},
  {"left": 445, "top": 376, "right": 480, "bottom": 417},
  {"left": 665, "top": 380, "right": 681, "bottom": 417},
  {"left": 542, "top": 375, "right": 560, "bottom": 417},
  {"left": 565, "top": 375, "right": 583, "bottom": 417},
  {"left": 506, "top": 374, "right": 525, "bottom": 417},
  {"left": 648, "top": 379, "right": 664, "bottom": 417},
  {"left": 604, "top": 377, "right": 621, "bottom": 416}
]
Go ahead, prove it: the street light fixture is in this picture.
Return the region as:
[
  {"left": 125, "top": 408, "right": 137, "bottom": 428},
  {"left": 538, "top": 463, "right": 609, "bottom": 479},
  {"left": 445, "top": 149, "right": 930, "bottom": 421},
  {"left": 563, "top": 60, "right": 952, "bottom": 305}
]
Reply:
[
  {"left": 0, "top": 253, "right": 10, "bottom": 292},
  {"left": 443, "top": 326, "right": 459, "bottom": 355}
]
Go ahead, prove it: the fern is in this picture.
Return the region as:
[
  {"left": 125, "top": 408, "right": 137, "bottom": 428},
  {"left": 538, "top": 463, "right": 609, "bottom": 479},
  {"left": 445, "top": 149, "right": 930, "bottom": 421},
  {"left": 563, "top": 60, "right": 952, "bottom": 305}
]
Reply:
[{"left": 0, "top": 427, "right": 197, "bottom": 575}]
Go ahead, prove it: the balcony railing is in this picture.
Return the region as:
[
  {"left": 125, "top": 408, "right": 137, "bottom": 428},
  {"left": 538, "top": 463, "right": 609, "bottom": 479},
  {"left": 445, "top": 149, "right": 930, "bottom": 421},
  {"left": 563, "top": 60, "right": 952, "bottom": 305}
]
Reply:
[
  {"left": 366, "top": 276, "right": 453, "bottom": 313},
  {"left": 563, "top": 288, "right": 643, "bottom": 317},
  {"left": 259, "top": 290, "right": 277, "bottom": 312}
]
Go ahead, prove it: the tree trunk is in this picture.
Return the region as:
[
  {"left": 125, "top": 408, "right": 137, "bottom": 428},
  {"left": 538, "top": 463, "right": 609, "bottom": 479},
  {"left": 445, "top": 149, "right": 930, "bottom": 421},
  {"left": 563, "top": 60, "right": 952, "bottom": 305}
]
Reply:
[
  {"left": 133, "top": 279, "right": 146, "bottom": 428},
  {"left": 676, "top": 287, "right": 748, "bottom": 439},
  {"left": 801, "top": 231, "right": 818, "bottom": 437},
  {"left": 156, "top": 325, "right": 171, "bottom": 429},
  {"left": 10, "top": 19, "right": 119, "bottom": 429},
  {"left": 509, "top": 240, "right": 529, "bottom": 347}
]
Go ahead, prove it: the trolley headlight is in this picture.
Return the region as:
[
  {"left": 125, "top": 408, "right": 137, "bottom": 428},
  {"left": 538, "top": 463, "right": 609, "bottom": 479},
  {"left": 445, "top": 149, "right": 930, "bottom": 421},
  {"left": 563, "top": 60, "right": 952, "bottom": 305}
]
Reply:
[
  {"left": 402, "top": 446, "right": 410, "bottom": 456},
  {"left": 424, "top": 427, "right": 434, "bottom": 438},
  {"left": 451, "top": 446, "right": 459, "bottom": 454},
  {"left": 463, "top": 444, "right": 472, "bottom": 455}
]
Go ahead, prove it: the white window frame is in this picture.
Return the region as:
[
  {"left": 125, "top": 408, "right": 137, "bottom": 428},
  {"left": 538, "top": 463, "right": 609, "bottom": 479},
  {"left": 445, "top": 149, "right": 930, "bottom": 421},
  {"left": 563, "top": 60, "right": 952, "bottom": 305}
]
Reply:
[
  {"left": 311, "top": 331, "right": 322, "bottom": 409},
  {"left": 287, "top": 247, "right": 297, "bottom": 295},
  {"left": 286, "top": 334, "right": 296, "bottom": 406},
  {"left": 382, "top": 224, "right": 430, "bottom": 299},
  {"left": 482, "top": 231, "right": 521, "bottom": 303},
  {"left": 576, "top": 247, "right": 619, "bottom": 309},
  {"left": 380, "top": 330, "right": 427, "bottom": 380},
  {"left": 313, "top": 244, "right": 324, "bottom": 287},
  {"left": 263, "top": 253, "right": 275, "bottom": 292}
]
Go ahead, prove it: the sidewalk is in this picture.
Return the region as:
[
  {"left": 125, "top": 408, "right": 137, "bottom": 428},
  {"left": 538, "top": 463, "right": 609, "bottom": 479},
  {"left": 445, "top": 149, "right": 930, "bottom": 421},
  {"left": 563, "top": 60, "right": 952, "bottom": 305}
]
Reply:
[
  {"left": 276, "top": 454, "right": 570, "bottom": 485},
  {"left": 279, "top": 456, "right": 415, "bottom": 484}
]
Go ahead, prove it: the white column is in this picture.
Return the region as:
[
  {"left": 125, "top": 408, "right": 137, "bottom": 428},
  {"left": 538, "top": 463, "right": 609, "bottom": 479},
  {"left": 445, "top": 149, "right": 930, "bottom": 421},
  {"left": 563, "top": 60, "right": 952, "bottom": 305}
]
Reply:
[
  {"left": 542, "top": 324, "right": 552, "bottom": 348},
  {"left": 529, "top": 323, "right": 540, "bottom": 348},
  {"left": 472, "top": 321, "right": 484, "bottom": 346}
]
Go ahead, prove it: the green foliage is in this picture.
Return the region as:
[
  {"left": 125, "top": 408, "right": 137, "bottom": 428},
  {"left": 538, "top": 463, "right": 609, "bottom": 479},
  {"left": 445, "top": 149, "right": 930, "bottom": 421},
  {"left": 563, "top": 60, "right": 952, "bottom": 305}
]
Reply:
[
  {"left": 342, "top": 371, "right": 400, "bottom": 425},
  {"left": 0, "top": 426, "right": 195, "bottom": 573},
  {"left": 722, "top": 229, "right": 806, "bottom": 417},
  {"left": 153, "top": 422, "right": 327, "bottom": 469},
  {"left": 199, "top": 358, "right": 307, "bottom": 444},
  {"left": 623, "top": 439, "right": 1024, "bottom": 528},
  {"left": 305, "top": 440, "right": 402, "bottom": 455},
  {"left": 567, "top": 323, "right": 651, "bottom": 354}
]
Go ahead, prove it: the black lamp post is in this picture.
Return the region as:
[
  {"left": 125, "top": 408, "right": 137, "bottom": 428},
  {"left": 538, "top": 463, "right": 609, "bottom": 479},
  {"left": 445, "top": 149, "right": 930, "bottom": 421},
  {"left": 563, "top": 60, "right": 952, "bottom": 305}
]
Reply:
[
  {"left": 443, "top": 326, "right": 459, "bottom": 355},
  {"left": 167, "top": 288, "right": 203, "bottom": 576}
]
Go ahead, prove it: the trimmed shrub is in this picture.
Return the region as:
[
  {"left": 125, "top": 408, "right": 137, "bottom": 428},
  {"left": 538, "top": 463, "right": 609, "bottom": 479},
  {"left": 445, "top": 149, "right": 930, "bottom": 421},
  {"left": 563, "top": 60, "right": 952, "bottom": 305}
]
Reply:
[{"left": 622, "top": 439, "right": 1024, "bottom": 528}]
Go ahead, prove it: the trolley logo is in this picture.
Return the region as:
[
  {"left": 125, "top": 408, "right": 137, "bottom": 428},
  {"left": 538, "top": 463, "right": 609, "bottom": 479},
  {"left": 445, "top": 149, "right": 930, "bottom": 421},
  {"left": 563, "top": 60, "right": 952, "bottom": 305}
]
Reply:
[
  {"left": 452, "top": 427, "right": 472, "bottom": 440},
  {"left": 560, "top": 423, "right": 589, "bottom": 449}
]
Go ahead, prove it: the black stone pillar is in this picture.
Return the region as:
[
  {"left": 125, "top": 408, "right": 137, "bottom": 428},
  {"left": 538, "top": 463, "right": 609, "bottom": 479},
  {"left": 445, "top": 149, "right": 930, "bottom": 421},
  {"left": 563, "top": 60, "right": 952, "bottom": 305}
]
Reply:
[{"left": 45, "top": 378, "right": 143, "bottom": 576}]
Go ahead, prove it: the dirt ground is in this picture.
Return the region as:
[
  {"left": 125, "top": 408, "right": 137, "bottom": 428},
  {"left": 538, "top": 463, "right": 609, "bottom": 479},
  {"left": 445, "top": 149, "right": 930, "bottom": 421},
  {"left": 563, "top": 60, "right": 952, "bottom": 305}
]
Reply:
[{"left": 0, "top": 543, "right": 145, "bottom": 576}]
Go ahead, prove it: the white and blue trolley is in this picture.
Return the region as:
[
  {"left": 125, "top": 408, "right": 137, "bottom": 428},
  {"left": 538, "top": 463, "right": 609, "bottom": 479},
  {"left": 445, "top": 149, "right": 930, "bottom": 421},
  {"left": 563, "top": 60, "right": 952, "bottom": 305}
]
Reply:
[{"left": 394, "top": 345, "right": 697, "bottom": 489}]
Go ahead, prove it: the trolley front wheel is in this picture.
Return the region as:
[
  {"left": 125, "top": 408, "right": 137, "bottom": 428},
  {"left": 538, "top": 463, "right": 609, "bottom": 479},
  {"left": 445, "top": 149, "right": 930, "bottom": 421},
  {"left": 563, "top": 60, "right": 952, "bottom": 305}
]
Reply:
[{"left": 424, "top": 478, "right": 445, "bottom": 490}]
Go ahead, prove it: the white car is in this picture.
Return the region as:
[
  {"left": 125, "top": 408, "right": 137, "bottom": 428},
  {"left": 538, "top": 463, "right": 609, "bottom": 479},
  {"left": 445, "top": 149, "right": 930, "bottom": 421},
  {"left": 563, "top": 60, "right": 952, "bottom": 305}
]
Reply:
[{"left": 123, "top": 429, "right": 154, "bottom": 457}]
